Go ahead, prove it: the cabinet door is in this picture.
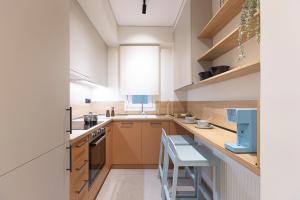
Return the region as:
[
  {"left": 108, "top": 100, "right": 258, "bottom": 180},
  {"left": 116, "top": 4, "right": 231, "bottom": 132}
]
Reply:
[
  {"left": 0, "top": 0, "right": 69, "bottom": 177},
  {"left": 141, "top": 121, "right": 170, "bottom": 164},
  {"left": 112, "top": 122, "right": 142, "bottom": 164},
  {"left": 0, "top": 145, "right": 68, "bottom": 200}
]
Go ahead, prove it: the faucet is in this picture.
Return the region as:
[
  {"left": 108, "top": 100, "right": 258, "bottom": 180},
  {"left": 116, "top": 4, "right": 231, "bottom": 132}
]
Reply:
[{"left": 141, "top": 101, "right": 146, "bottom": 115}]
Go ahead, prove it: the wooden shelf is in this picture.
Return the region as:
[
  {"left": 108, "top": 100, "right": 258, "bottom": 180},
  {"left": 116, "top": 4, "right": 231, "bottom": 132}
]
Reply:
[
  {"left": 199, "top": 0, "right": 245, "bottom": 38},
  {"left": 198, "top": 13, "right": 259, "bottom": 62},
  {"left": 175, "top": 62, "right": 260, "bottom": 91}
]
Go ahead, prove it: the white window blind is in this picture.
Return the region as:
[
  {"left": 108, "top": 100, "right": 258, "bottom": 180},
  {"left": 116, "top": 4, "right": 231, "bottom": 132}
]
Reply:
[{"left": 120, "top": 45, "right": 160, "bottom": 95}]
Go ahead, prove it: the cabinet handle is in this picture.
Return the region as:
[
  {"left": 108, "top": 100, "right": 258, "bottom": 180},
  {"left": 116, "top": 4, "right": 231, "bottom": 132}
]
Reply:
[
  {"left": 150, "top": 122, "right": 162, "bottom": 125},
  {"left": 66, "top": 107, "right": 72, "bottom": 134},
  {"left": 76, "top": 139, "right": 88, "bottom": 148},
  {"left": 121, "top": 122, "right": 133, "bottom": 125},
  {"left": 76, "top": 180, "right": 88, "bottom": 194},
  {"left": 66, "top": 145, "right": 72, "bottom": 172},
  {"left": 76, "top": 160, "right": 88, "bottom": 171}
]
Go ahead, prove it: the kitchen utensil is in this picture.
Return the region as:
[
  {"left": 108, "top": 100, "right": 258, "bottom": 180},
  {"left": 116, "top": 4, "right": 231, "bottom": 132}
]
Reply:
[
  {"left": 209, "top": 65, "right": 230, "bottom": 76},
  {"left": 196, "top": 120, "right": 210, "bottom": 128},
  {"left": 195, "top": 124, "right": 214, "bottom": 129},
  {"left": 198, "top": 71, "right": 213, "bottom": 80}
]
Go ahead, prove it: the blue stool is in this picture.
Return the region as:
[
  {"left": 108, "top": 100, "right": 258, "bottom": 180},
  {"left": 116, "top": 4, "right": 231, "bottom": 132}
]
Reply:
[
  {"left": 162, "top": 135, "right": 210, "bottom": 200},
  {"left": 158, "top": 129, "right": 195, "bottom": 180}
]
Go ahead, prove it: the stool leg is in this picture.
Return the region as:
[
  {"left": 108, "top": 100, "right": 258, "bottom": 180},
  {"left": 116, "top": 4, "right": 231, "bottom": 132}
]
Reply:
[
  {"left": 162, "top": 146, "right": 170, "bottom": 200},
  {"left": 171, "top": 164, "right": 179, "bottom": 200},
  {"left": 158, "top": 140, "right": 163, "bottom": 178},
  {"left": 195, "top": 167, "right": 200, "bottom": 199}
]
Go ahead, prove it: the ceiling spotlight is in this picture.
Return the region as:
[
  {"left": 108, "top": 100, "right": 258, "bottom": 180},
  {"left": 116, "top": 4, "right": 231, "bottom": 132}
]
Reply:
[{"left": 142, "top": 0, "right": 147, "bottom": 14}]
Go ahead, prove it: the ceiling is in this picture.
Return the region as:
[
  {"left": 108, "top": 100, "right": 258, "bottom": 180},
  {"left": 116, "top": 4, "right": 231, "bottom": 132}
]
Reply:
[{"left": 109, "top": 0, "right": 185, "bottom": 27}]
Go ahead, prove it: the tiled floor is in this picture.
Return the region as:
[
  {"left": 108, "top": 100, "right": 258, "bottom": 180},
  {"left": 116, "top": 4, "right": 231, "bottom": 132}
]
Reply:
[{"left": 96, "top": 169, "right": 162, "bottom": 200}]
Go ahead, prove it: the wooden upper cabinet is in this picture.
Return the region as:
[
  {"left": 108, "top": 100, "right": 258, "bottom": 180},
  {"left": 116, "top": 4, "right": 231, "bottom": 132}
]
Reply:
[
  {"left": 141, "top": 121, "right": 170, "bottom": 164},
  {"left": 112, "top": 122, "right": 142, "bottom": 164}
]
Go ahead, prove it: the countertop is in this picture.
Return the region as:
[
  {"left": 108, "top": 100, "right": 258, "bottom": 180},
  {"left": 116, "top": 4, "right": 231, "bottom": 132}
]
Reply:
[
  {"left": 70, "top": 115, "right": 172, "bottom": 143},
  {"left": 69, "top": 114, "right": 259, "bottom": 175},
  {"left": 173, "top": 118, "right": 259, "bottom": 176}
]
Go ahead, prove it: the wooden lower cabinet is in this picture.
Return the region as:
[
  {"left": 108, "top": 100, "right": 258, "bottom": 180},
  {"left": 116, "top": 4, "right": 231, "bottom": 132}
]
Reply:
[
  {"left": 70, "top": 136, "right": 89, "bottom": 200},
  {"left": 141, "top": 121, "right": 170, "bottom": 164},
  {"left": 112, "top": 120, "right": 171, "bottom": 166},
  {"left": 112, "top": 121, "right": 142, "bottom": 164}
]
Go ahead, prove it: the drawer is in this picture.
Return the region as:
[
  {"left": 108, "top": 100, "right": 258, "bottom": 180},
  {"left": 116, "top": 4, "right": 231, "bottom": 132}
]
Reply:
[
  {"left": 73, "top": 180, "right": 89, "bottom": 200},
  {"left": 70, "top": 159, "right": 89, "bottom": 188},
  {"left": 72, "top": 136, "right": 89, "bottom": 164}
]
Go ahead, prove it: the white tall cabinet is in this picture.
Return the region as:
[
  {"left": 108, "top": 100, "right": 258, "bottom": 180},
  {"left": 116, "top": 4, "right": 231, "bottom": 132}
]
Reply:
[
  {"left": 0, "top": 0, "right": 69, "bottom": 199},
  {"left": 173, "top": 0, "right": 211, "bottom": 90}
]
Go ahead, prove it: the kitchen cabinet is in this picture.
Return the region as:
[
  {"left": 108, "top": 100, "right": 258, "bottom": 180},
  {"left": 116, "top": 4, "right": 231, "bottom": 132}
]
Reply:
[
  {"left": 70, "top": 135, "right": 89, "bottom": 200},
  {"left": 141, "top": 121, "right": 170, "bottom": 164},
  {"left": 112, "top": 122, "right": 142, "bottom": 165},
  {"left": 173, "top": 0, "right": 211, "bottom": 89},
  {"left": 70, "top": 0, "right": 108, "bottom": 86},
  {"left": 0, "top": 145, "right": 68, "bottom": 200}
]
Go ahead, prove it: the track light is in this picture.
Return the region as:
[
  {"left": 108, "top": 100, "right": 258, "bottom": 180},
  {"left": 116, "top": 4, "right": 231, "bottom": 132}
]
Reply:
[{"left": 142, "top": 0, "right": 147, "bottom": 14}]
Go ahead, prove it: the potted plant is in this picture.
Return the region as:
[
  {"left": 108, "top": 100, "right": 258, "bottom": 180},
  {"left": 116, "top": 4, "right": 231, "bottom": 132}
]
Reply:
[{"left": 238, "top": 0, "right": 260, "bottom": 59}]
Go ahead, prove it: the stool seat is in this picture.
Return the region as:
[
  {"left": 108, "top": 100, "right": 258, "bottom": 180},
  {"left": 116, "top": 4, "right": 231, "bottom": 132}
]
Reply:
[
  {"left": 175, "top": 145, "right": 209, "bottom": 166},
  {"left": 169, "top": 135, "right": 194, "bottom": 145}
]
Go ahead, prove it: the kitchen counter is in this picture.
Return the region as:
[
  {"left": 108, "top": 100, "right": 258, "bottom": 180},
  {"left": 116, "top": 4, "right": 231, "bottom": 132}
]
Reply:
[
  {"left": 173, "top": 118, "right": 260, "bottom": 176},
  {"left": 69, "top": 115, "right": 259, "bottom": 175},
  {"left": 70, "top": 115, "right": 172, "bottom": 143}
]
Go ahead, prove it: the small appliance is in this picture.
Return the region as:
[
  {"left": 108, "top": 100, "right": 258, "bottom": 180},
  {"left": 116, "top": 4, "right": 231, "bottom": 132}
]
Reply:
[{"left": 224, "top": 108, "right": 257, "bottom": 153}]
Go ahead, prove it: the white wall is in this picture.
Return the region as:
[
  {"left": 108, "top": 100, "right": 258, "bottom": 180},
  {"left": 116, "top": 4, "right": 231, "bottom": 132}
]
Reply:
[
  {"left": 77, "top": 0, "right": 119, "bottom": 46},
  {"left": 70, "top": 0, "right": 108, "bottom": 86},
  {"left": 260, "top": 1, "right": 300, "bottom": 200},
  {"left": 119, "top": 26, "right": 174, "bottom": 46}
]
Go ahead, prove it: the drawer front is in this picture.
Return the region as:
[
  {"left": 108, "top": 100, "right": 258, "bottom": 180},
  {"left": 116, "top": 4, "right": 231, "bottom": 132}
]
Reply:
[
  {"left": 72, "top": 136, "right": 89, "bottom": 164},
  {"left": 71, "top": 180, "right": 88, "bottom": 200},
  {"left": 70, "top": 136, "right": 89, "bottom": 200},
  {"left": 70, "top": 159, "right": 89, "bottom": 188}
]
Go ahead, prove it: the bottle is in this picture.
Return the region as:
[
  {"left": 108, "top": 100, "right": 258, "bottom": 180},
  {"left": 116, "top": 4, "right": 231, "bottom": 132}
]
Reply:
[
  {"left": 106, "top": 109, "right": 110, "bottom": 117},
  {"left": 111, "top": 107, "right": 115, "bottom": 117}
]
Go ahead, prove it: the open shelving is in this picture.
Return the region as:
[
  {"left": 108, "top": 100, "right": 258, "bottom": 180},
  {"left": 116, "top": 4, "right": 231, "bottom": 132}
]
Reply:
[
  {"left": 199, "top": 0, "right": 245, "bottom": 38},
  {"left": 175, "top": 62, "right": 260, "bottom": 91}
]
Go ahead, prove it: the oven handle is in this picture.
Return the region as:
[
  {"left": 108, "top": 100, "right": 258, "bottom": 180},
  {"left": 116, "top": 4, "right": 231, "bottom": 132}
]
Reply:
[{"left": 90, "top": 134, "right": 106, "bottom": 146}]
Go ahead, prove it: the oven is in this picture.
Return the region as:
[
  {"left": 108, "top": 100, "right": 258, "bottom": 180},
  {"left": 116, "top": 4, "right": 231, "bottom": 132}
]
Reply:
[{"left": 89, "top": 128, "right": 106, "bottom": 187}]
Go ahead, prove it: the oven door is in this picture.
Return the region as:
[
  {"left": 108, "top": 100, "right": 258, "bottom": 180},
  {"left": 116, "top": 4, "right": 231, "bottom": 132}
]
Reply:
[{"left": 89, "top": 133, "right": 106, "bottom": 187}]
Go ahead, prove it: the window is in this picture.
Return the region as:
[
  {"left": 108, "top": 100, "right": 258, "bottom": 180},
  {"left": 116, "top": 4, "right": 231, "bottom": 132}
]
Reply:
[{"left": 125, "top": 95, "right": 155, "bottom": 111}]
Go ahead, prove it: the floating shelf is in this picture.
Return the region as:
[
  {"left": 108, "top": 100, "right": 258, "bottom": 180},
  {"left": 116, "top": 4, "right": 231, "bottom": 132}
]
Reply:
[
  {"left": 198, "top": 13, "right": 259, "bottom": 63},
  {"left": 175, "top": 62, "right": 260, "bottom": 91},
  {"left": 199, "top": 0, "right": 245, "bottom": 38}
]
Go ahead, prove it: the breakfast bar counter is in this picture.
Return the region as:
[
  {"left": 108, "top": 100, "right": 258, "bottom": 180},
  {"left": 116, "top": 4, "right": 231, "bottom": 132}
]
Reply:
[{"left": 173, "top": 118, "right": 260, "bottom": 176}]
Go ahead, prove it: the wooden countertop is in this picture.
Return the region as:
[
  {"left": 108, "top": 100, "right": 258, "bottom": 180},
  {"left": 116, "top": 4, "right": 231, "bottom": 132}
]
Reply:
[
  {"left": 70, "top": 115, "right": 172, "bottom": 143},
  {"left": 173, "top": 118, "right": 260, "bottom": 176}
]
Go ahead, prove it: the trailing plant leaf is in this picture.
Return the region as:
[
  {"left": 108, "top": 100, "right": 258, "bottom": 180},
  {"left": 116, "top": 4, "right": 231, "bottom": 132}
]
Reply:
[{"left": 238, "top": 0, "right": 260, "bottom": 60}]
